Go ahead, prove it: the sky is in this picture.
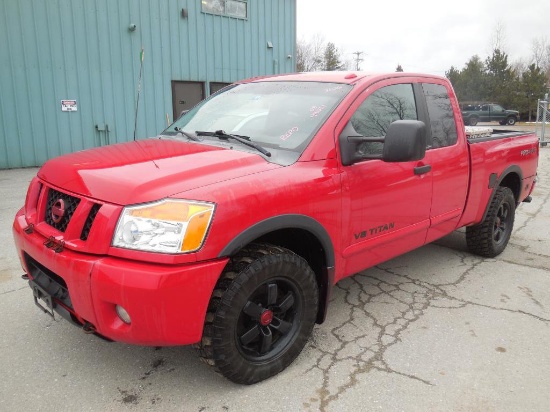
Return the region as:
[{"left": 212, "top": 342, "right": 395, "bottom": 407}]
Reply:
[{"left": 296, "top": 0, "right": 550, "bottom": 75}]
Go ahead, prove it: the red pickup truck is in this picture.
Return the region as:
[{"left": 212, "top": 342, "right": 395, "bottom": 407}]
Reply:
[{"left": 13, "top": 72, "right": 538, "bottom": 384}]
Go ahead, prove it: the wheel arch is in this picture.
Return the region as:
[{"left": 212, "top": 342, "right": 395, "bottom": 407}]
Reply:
[
  {"left": 218, "top": 215, "right": 335, "bottom": 324},
  {"left": 482, "top": 166, "right": 522, "bottom": 221}
]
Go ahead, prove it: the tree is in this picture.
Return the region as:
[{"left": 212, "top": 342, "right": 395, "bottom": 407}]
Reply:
[
  {"left": 531, "top": 37, "right": 550, "bottom": 82},
  {"left": 296, "top": 34, "right": 325, "bottom": 72},
  {"left": 447, "top": 55, "right": 487, "bottom": 102},
  {"left": 489, "top": 21, "right": 507, "bottom": 55},
  {"left": 445, "top": 66, "right": 461, "bottom": 85},
  {"left": 485, "top": 49, "right": 517, "bottom": 108},
  {"left": 520, "top": 64, "right": 548, "bottom": 121},
  {"left": 446, "top": 35, "right": 550, "bottom": 120},
  {"left": 395, "top": 64, "right": 403, "bottom": 72},
  {"left": 323, "top": 42, "right": 345, "bottom": 71}
]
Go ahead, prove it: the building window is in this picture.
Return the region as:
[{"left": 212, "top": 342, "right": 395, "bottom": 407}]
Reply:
[{"left": 201, "top": 0, "right": 247, "bottom": 19}]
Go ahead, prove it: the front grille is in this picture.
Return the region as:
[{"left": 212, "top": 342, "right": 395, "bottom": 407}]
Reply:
[
  {"left": 80, "top": 204, "right": 101, "bottom": 240},
  {"left": 45, "top": 188, "right": 80, "bottom": 232}
]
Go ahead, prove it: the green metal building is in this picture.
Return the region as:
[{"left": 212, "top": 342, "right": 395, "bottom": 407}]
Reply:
[{"left": 0, "top": 0, "right": 296, "bottom": 169}]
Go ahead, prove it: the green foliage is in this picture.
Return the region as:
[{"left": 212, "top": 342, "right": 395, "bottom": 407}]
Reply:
[
  {"left": 484, "top": 49, "right": 517, "bottom": 108},
  {"left": 323, "top": 42, "right": 345, "bottom": 71},
  {"left": 446, "top": 49, "right": 549, "bottom": 120},
  {"left": 519, "top": 64, "right": 548, "bottom": 120}
]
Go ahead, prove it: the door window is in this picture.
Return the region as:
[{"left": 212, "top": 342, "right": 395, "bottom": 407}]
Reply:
[{"left": 350, "top": 83, "right": 417, "bottom": 156}]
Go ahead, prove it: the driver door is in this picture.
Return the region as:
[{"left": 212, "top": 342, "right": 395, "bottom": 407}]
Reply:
[{"left": 339, "top": 81, "right": 432, "bottom": 276}]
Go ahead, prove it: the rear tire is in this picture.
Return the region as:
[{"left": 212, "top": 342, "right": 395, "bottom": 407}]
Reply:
[
  {"left": 195, "top": 243, "right": 318, "bottom": 384},
  {"left": 466, "top": 187, "right": 515, "bottom": 257}
]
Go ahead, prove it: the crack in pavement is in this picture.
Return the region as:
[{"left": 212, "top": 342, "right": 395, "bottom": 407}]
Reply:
[
  {"left": 303, "top": 252, "right": 550, "bottom": 412},
  {"left": 0, "top": 285, "right": 28, "bottom": 295},
  {"left": 514, "top": 186, "right": 549, "bottom": 233}
]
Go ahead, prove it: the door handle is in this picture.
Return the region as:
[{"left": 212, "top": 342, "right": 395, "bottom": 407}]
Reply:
[{"left": 414, "top": 165, "right": 431, "bottom": 175}]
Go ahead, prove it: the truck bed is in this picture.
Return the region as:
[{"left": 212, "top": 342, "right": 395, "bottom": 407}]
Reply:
[
  {"left": 466, "top": 127, "right": 531, "bottom": 143},
  {"left": 460, "top": 128, "right": 539, "bottom": 227}
]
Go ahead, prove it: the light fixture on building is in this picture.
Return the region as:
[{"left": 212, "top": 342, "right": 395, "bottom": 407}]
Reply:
[
  {"left": 181, "top": 8, "right": 188, "bottom": 18},
  {"left": 128, "top": 23, "right": 137, "bottom": 32},
  {"left": 267, "top": 41, "right": 273, "bottom": 49}
]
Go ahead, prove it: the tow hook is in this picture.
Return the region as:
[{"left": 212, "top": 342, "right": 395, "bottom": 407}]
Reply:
[{"left": 82, "top": 322, "right": 97, "bottom": 334}]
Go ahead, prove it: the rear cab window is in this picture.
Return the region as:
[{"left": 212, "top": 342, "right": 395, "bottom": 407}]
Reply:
[{"left": 421, "top": 83, "right": 458, "bottom": 149}]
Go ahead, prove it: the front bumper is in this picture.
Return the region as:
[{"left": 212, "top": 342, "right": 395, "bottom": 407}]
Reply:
[{"left": 13, "top": 210, "right": 228, "bottom": 346}]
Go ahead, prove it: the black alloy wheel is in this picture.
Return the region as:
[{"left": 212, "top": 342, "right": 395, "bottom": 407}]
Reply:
[
  {"left": 237, "top": 278, "right": 301, "bottom": 361},
  {"left": 466, "top": 187, "right": 516, "bottom": 257},
  {"left": 492, "top": 198, "right": 512, "bottom": 246},
  {"left": 196, "top": 243, "right": 318, "bottom": 384}
]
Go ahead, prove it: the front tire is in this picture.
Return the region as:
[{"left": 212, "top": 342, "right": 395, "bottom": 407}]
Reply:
[
  {"left": 196, "top": 243, "right": 318, "bottom": 384},
  {"left": 506, "top": 116, "right": 517, "bottom": 125},
  {"left": 469, "top": 116, "right": 478, "bottom": 126},
  {"left": 466, "top": 187, "right": 516, "bottom": 257}
]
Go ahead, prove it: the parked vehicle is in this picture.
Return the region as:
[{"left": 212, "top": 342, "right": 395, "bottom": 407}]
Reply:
[
  {"left": 461, "top": 102, "right": 519, "bottom": 126},
  {"left": 13, "top": 72, "right": 538, "bottom": 384}
]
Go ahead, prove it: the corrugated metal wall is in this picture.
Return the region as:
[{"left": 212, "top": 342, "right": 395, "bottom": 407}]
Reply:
[{"left": 0, "top": 0, "right": 296, "bottom": 169}]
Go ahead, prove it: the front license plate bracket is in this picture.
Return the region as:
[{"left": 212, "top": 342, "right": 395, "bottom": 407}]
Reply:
[{"left": 30, "top": 281, "right": 55, "bottom": 319}]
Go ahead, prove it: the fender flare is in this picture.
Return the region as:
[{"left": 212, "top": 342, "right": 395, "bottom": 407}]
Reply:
[
  {"left": 481, "top": 165, "right": 523, "bottom": 222},
  {"left": 218, "top": 214, "right": 336, "bottom": 323},
  {"left": 218, "top": 214, "right": 335, "bottom": 267}
]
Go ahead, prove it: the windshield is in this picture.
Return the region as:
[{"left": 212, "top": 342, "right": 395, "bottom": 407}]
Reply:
[{"left": 161, "top": 81, "right": 352, "bottom": 165}]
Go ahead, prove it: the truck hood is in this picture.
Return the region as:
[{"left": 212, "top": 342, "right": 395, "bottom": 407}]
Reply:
[{"left": 38, "top": 139, "right": 281, "bottom": 205}]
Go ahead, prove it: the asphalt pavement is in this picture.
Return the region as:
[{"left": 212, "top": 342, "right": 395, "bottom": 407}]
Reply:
[{"left": 1, "top": 147, "right": 549, "bottom": 412}]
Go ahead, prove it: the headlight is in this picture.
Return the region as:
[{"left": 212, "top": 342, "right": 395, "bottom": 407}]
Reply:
[{"left": 112, "top": 199, "right": 215, "bottom": 254}]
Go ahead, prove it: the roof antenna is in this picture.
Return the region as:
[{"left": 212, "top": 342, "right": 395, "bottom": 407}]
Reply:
[{"left": 133, "top": 47, "right": 144, "bottom": 141}]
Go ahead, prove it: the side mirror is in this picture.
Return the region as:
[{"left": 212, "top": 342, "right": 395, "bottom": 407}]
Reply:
[
  {"left": 339, "top": 120, "right": 426, "bottom": 166},
  {"left": 178, "top": 110, "right": 189, "bottom": 119}
]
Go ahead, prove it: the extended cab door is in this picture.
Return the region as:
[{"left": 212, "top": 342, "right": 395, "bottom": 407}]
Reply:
[
  {"left": 338, "top": 81, "right": 432, "bottom": 276},
  {"left": 419, "top": 82, "right": 469, "bottom": 243}
]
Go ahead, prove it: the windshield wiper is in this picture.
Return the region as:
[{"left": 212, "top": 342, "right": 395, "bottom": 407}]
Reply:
[
  {"left": 195, "top": 130, "right": 271, "bottom": 157},
  {"left": 174, "top": 127, "right": 201, "bottom": 142}
]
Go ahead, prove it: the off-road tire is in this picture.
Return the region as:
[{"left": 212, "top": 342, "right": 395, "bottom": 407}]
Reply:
[
  {"left": 195, "top": 243, "right": 318, "bottom": 384},
  {"left": 466, "top": 187, "right": 515, "bottom": 257}
]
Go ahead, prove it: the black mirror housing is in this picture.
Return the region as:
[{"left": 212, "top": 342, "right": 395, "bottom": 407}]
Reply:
[
  {"left": 382, "top": 120, "right": 426, "bottom": 162},
  {"left": 339, "top": 120, "right": 426, "bottom": 166}
]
